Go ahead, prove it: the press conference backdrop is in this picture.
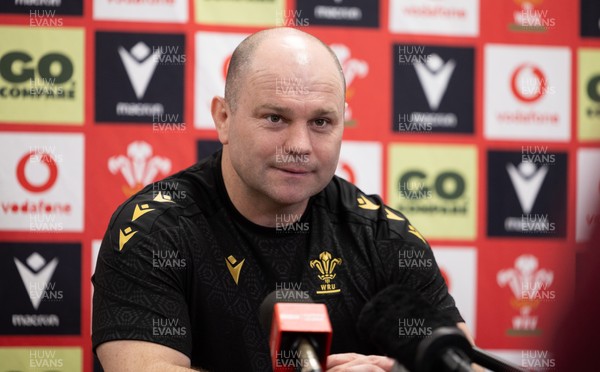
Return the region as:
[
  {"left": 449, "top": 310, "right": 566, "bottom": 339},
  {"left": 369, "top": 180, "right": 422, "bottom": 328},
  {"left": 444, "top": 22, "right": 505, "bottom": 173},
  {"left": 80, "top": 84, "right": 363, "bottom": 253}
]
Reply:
[{"left": 0, "top": 0, "right": 599, "bottom": 371}]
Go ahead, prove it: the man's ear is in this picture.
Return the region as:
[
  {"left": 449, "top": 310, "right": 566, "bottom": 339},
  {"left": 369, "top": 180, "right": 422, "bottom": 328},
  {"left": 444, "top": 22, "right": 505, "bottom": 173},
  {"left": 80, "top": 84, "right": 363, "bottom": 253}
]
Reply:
[{"left": 211, "top": 96, "right": 230, "bottom": 145}]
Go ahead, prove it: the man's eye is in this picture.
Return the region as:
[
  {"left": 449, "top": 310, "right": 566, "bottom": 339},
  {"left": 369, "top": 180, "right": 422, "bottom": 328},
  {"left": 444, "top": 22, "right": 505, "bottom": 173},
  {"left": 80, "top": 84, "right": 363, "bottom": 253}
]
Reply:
[
  {"left": 267, "top": 115, "right": 282, "bottom": 123},
  {"left": 313, "top": 119, "right": 329, "bottom": 128}
]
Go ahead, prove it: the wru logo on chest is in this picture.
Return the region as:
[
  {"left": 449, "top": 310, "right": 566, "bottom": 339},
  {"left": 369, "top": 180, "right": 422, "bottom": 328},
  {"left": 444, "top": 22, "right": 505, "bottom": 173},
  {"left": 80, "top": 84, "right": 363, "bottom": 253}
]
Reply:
[{"left": 310, "top": 251, "right": 342, "bottom": 294}]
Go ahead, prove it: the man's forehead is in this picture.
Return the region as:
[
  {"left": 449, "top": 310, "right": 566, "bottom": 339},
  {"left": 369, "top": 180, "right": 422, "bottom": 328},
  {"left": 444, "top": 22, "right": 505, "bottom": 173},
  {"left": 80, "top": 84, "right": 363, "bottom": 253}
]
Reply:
[
  {"left": 251, "top": 41, "right": 331, "bottom": 70},
  {"left": 248, "top": 31, "right": 342, "bottom": 78},
  {"left": 244, "top": 67, "right": 344, "bottom": 95},
  {"left": 250, "top": 28, "right": 321, "bottom": 50},
  {"left": 225, "top": 27, "right": 346, "bottom": 112},
  {"left": 253, "top": 103, "right": 341, "bottom": 116}
]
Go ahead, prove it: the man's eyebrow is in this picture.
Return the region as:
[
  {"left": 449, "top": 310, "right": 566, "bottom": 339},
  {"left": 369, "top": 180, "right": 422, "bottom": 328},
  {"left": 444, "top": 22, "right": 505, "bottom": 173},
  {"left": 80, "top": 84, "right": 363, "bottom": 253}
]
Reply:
[
  {"left": 254, "top": 104, "right": 339, "bottom": 117},
  {"left": 254, "top": 104, "right": 293, "bottom": 116},
  {"left": 311, "top": 108, "right": 339, "bottom": 117}
]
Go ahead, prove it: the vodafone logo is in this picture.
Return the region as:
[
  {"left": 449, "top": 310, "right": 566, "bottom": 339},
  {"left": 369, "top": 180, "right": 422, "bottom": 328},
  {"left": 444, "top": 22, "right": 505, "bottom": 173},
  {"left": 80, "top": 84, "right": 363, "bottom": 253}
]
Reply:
[
  {"left": 0, "top": 133, "right": 83, "bottom": 231},
  {"left": 484, "top": 45, "right": 570, "bottom": 141},
  {"left": 510, "top": 64, "right": 550, "bottom": 103},
  {"left": 16, "top": 151, "right": 58, "bottom": 193},
  {"left": 389, "top": 0, "right": 478, "bottom": 36},
  {"left": 1, "top": 148, "right": 71, "bottom": 217}
]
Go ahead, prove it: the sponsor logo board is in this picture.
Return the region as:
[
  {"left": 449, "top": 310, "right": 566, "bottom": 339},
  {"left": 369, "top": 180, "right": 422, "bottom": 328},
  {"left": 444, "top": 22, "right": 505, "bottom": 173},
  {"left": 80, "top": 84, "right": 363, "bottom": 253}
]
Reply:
[
  {"left": 432, "top": 246, "right": 477, "bottom": 337},
  {"left": 484, "top": 45, "right": 571, "bottom": 142},
  {"left": 477, "top": 247, "right": 573, "bottom": 349},
  {"left": 0, "top": 26, "right": 84, "bottom": 124},
  {"left": 194, "top": 0, "right": 285, "bottom": 26},
  {"left": 389, "top": 0, "right": 479, "bottom": 37},
  {"left": 0, "top": 0, "right": 83, "bottom": 15},
  {"left": 0, "top": 242, "right": 81, "bottom": 335},
  {"left": 487, "top": 150, "right": 567, "bottom": 238},
  {"left": 393, "top": 44, "right": 474, "bottom": 134},
  {"left": 336, "top": 141, "right": 382, "bottom": 196},
  {"left": 578, "top": 48, "right": 600, "bottom": 141},
  {"left": 581, "top": 0, "right": 600, "bottom": 37},
  {"left": 295, "top": 0, "right": 379, "bottom": 28},
  {"left": 94, "top": 0, "right": 188, "bottom": 23},
  {"left": 576, "top": 149, "right": 600, "bottom": 242},
  {"left": 0, "top": 347, "right": 82, "bottom": 371},
  {"left": 95, "top": 31, "right": 185, "bottom": 124},
  {"left": 388, "top": 144, "right": 477, "bottom": 240},
  {"left": 0, "top": 133, "right": 84, "bottom": 232}
]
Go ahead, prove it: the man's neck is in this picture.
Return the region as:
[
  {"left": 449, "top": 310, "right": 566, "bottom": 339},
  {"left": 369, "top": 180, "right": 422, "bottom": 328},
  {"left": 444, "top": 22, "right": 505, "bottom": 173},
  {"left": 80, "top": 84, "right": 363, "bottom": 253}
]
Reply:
[{"left": 220, "top": 151, "right": 309, "bottom": 228}]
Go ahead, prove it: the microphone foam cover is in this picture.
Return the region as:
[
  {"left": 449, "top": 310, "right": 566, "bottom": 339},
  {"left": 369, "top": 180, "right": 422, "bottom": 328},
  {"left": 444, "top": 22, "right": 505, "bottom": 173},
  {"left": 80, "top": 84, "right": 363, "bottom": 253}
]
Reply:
[{"left": 357, "top": 285, "right": 455, "bottom": 370}]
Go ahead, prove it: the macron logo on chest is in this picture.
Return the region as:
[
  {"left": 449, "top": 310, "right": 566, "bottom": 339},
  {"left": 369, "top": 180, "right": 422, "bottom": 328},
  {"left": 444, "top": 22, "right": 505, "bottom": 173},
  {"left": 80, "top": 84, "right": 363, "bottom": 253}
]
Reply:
[{"left": 226, "top": 255, "right": 245, "bottom": 285}]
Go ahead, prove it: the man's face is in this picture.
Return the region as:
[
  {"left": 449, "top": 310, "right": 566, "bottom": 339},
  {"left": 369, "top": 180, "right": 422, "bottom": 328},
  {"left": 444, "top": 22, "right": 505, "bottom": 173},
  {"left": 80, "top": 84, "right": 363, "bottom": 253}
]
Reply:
[{"left": 225, "top": 44, "right": 345, "bottom": 207}]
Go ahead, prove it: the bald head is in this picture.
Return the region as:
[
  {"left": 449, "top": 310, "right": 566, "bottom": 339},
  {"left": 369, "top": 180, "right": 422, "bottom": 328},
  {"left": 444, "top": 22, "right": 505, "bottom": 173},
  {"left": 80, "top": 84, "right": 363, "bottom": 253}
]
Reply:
[{"left": 224, "top": 27, "right": 346, "bottom": 112}]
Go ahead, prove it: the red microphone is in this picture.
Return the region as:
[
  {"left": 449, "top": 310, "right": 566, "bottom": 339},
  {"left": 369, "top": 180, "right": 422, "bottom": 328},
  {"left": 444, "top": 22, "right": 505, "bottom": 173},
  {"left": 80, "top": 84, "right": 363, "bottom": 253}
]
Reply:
[{"left": 259, "top": 290, "right": 333, "bottom": 372}]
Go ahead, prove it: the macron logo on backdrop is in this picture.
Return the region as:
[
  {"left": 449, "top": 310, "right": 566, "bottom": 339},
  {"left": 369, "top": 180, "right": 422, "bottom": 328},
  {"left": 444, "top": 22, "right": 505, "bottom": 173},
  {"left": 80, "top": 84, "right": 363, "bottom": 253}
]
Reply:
[
  {"left": 506, "top": 162, "right": 549, "bottom": 214},
  {"left": 14, "top": 252, "right": 59, "bottom": 310},
  {"left": 414, "top": 54, "right": 456, "bottom": 111},
  {"left": 118, "top": 42, "right": 161, "bottom": 100}
]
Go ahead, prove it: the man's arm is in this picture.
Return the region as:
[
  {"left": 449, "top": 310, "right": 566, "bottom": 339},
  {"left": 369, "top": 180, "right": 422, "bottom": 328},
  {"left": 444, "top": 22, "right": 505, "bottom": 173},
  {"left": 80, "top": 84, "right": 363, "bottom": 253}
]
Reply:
[
  {"left": 325, "top": 323, "right": 478, "bottom": 372},
  {"left": 97, "top": 340, "right": 201, "bottom": 372},
  {"left": 326, "top": 353, "right": 396, "bottom": 372},
  {"left": 457, "top": 322, "right": 475, "bottom": 345},
  {"left": 457, "top": 322, "right": 485, "bottom": 372},
  {"left": 92, "top": 194, "right": 195, "bottom": 370}
]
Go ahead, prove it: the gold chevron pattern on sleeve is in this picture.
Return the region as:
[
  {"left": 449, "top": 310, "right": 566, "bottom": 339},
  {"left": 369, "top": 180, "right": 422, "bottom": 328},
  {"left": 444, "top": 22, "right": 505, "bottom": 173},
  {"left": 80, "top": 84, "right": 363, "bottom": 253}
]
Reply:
[
  {"left": 357, "top": 194, "right": 406, "bottom": 223},
  {"left": 153, "top": 192, "right": 175, "bottom": 203},
  {"left": 385, "top": 207, "right": 405, "bottom": 221},
  {"left": 408, "top": 224, "right": 427, "bottom": 245},
  {"left": 117, "top": 194, "right": 178, "bottom": 252},
  {"left": 357, "top": 194, "right": 380, "bottom": 210},
  {"left": 132, "top": 203, "right": 155, "bottom": 221},
  {"left": 119, "top": 226, "right": 138, "bottom": 251}
]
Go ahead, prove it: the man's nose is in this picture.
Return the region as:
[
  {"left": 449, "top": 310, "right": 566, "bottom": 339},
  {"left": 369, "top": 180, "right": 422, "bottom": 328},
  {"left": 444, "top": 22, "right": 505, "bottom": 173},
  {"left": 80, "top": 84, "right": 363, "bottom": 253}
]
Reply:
[{"left": 282, "top": 122, "right": 312, "bottom": 156}]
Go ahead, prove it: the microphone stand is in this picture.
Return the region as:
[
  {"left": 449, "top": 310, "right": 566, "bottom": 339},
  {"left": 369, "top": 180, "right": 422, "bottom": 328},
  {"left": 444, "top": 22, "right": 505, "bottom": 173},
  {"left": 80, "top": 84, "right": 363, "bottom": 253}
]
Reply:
[{"left": 415, "top": 328, "right": 527, "bottom": 372}]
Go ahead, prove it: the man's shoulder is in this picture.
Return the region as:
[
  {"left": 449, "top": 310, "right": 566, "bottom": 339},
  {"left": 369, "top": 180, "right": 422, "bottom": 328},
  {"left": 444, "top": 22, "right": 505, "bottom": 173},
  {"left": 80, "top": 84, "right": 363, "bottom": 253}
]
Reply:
[
  {"left": 104, "top": 156, "right": 219, "bottom": 252},
  {"left": 317, "top": 176, "right": 428, "bottom": 245},
  {"left": 318, "top": 176, "right": 409, "bottom": 225}
]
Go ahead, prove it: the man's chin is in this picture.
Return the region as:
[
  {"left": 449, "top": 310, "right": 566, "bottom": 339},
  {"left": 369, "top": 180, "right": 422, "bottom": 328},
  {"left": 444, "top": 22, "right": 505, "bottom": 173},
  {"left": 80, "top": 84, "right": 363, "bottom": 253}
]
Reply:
[
  {"left": 258, "top": 176, "right": 329, "bottom": 206},
  {"left": 268, "top": 188, "right": 318, "bottom": 207},
  {"left": 271, "top": 194, "right": 312, "bottom": 207}
]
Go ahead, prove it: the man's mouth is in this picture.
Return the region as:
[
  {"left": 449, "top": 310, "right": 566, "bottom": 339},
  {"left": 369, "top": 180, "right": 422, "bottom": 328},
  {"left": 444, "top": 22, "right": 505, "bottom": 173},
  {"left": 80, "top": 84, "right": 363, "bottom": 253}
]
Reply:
[{"left": 275, "top": 166, "right": 311, "bottom": 175}]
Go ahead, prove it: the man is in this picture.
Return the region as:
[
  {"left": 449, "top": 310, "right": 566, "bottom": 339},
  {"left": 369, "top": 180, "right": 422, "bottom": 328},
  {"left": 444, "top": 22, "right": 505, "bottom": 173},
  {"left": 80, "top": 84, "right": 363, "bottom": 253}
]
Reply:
[{"left": 92, "top": 27, "right": 473, "bottom": 371}]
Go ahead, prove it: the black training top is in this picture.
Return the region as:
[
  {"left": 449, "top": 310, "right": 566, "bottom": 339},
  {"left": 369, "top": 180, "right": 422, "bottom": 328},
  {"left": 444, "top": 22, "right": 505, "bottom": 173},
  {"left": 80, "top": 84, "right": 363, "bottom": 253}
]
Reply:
[{"left": 92, "top": 150, "right": 463, "bottom": 371}]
